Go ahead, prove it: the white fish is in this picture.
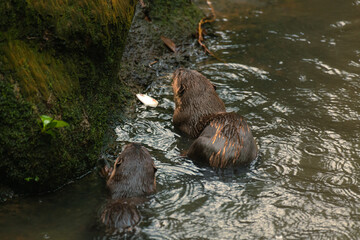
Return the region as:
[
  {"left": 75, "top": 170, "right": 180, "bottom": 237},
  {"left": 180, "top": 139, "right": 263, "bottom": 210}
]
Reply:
[{"left": 136, "top": 93, "right": 158, "bottom": 107}]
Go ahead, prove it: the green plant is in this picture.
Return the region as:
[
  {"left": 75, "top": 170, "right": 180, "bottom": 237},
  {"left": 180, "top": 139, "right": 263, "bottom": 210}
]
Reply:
[
  {"left": 24, "top": 176, "right": 39, "bottom": 182},
  {"left": 39, "top": 115, "right": 69, "bottom": 137}
]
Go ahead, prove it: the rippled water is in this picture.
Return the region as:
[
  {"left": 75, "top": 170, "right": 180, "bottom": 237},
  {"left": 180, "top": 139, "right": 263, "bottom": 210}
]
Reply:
[{"left": 1, "top": 0, "right": 360, "bottom": 239}]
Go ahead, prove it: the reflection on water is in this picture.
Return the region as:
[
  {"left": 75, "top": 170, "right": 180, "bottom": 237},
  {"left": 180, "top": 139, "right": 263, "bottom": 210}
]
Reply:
[{"left": 1, "top": 0, "right": 360, "bottom": 239}]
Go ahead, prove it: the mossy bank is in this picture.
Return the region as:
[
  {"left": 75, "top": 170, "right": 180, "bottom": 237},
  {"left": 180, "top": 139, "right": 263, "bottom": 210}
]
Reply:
[
  {"left": 0, "top": 0, "right": 202, "bottom": 197},
  {"left": 0, "top": 0, "right": 136, "bottom": 195}
]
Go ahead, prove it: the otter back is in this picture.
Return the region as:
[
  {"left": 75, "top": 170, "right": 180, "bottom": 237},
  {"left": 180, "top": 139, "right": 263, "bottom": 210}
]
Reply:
[{"left": 187, "top": 112, "right": 258, "bottom": 168}]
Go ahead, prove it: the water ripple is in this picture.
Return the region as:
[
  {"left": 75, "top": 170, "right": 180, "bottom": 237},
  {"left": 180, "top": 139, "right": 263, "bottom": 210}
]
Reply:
[
  {"left": 200, "top": 62, "right": 270, "bottom": 81},
  {"left": 283, "top": 33, "right": 311, "bottom": 44},
  {"left": 303, "top": 58, "right": 360, "bottom": 85},
  {"left": 330, "top": 21, "right": 352, "bottom": 28}
]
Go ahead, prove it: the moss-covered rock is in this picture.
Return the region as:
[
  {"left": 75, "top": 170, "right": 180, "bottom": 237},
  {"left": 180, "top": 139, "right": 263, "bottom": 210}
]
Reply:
[
  {"left": 0, "top": 0, "right": 136, "bottom": 193},
  {"left": 0, "top": 0, "right": 203, "bottom": 195}
]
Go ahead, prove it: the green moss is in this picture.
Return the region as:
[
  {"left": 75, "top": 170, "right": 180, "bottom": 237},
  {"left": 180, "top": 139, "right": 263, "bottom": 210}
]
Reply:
[
  {"left": 0, "top": 79, "right": 43, "bottom": 190},
  {"left": 24, "top": 0, "right": 135, "bottom": 69},
  {"left": 1, "top": 79, "right": 73, "bottom": 190},
  {"left": 26, "top": 0, "right": 134, "bottom": 26},
  {"left": 149, "top": 0, "right": 203, "bottom": 40},
  {"left": 1, "top": 39, "right": 79, "bottom": 102},
  {"left": 0, "top": 71, "right": 131, "bottom": 192}
]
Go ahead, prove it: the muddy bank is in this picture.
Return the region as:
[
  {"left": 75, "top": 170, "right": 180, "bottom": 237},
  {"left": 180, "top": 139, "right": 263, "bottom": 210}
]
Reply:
[
  {"left": 119, "top": 0, "right": 205, "bottom": 88},
  {"left": 100, "top": 0, "right": 207, "bottom": 166}
]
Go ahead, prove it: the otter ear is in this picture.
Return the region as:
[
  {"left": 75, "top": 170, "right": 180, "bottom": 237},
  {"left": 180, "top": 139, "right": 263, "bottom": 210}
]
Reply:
[
  {"left": 114, "top": 156, "right": 123, "bottom": 168},
  {"left": 212, "top": 83, "right": 217, "bottom": 90},
  {"left": 178, "top": 84, "right": 185, "bottom": 97}
]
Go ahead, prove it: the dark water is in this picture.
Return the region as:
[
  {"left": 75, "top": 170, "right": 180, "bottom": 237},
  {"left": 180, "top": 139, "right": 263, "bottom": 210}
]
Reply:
[{"left": 1, "top": 0, "right": 360, "bottom": 239}]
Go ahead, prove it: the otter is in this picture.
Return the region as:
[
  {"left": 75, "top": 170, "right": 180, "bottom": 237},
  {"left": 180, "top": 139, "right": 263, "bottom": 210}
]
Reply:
[
  {"left": 100, "top": 143, "right": 157, "bottom": 233},
  {"left": 172, "top": 68, "right": 226, "bottom": 138},
  {"left": 172, "top": 68, "right": 258, "bottom": 167}
]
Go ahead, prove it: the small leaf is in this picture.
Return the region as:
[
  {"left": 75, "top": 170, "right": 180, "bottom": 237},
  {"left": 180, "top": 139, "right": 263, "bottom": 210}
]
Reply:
[
  {"left": 52, "top": 120, "right": 69, "bottom": 128},
  {"left": 24, "top": 177, "right": 32, "bottom": 182},
  {"left": 35, "top": 176, "right": 40, "bottom": 182},
  {"left": 161, "top": 36, "right": 176, "bottom": 52},
  {"left": 40, "top": 115, "right": 53, "bottom": 127}
]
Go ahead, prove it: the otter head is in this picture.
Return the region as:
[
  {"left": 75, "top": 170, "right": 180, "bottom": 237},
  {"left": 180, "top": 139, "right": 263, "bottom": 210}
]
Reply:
[
  {"left": 172, "top": 68, "right": 226, "bottom": 138},
  {"left": 172, "top": 68, "right": 218, "bottom": 107},
  {"left": 107, "top": 143, "right": 157, "bottom": 199}
]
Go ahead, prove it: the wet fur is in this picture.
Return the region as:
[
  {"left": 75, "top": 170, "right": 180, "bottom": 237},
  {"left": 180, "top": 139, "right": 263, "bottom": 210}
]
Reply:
[
  {"left": 106, "top": 143, "right": 156, "bottom": 200},
  {"left": 100, "top": 143, "right": 156, "bottom": 233},
  {"left": 188, "top": 112, "right": 258, "bottom": 167},
  {"left": 100, "top": 198, "right": 146, "bottom": 232}
]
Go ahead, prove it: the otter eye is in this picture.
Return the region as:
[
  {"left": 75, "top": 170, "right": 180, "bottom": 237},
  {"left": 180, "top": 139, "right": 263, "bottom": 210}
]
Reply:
[
  {"left": 212, "top": 83, "right": 217, "bottom": 90},
  {"left": 154, "top": 166, "right": 158, "bottom": 173}
]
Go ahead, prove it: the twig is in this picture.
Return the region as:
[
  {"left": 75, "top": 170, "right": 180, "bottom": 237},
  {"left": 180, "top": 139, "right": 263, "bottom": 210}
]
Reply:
[
  {"left": 198, "top": 0, "right": 221, "bottom": 60},
  {"left": 149, "top": 60, "right": 158, "bottom": 67}
]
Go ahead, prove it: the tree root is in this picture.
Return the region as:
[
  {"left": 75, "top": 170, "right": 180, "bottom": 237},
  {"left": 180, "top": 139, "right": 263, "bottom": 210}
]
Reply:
[{"left": 198, "top": 0, "right": 222, "bottom": 61}]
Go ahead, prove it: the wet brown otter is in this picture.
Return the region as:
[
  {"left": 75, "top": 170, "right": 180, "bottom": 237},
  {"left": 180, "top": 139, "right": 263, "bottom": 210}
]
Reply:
[
  {"left": 172, "top": 68, "right": 258, "bottom": 167},
  {"left": 187, "top": 112, "right": 258, "bottom": 168},
  {"left": 172, "top": 68, "right": 226, "bottom": 138},
  {"left": 100, "top": 143, "right": 156, "bottom": 233}
]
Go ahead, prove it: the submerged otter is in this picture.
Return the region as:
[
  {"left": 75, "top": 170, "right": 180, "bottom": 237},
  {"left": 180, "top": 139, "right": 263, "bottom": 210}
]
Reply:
[
  {"left": 172, "top": 68, "right": 258, "bottom": 167},
  {"left": 100, "top": 143, "right": 156, "bottom": 233}
]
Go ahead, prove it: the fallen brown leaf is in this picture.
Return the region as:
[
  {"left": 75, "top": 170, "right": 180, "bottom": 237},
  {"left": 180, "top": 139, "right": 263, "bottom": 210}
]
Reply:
[
  {"left": 145, "top": 15, "right": 152, "bottom": 22},
  {"left": 161, "top": 36, "right": 176, "bottom": 53}
]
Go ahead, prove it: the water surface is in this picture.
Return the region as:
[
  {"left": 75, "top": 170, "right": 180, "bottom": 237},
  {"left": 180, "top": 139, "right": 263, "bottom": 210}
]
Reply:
[{"left": 1, "top": 0, "right": 359, "bottom": 239}]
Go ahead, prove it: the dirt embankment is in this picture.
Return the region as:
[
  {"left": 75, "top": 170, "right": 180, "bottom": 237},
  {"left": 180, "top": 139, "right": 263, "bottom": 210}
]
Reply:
[{"left": 119, "top": 0, "right": 206, "bottom": 88}]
